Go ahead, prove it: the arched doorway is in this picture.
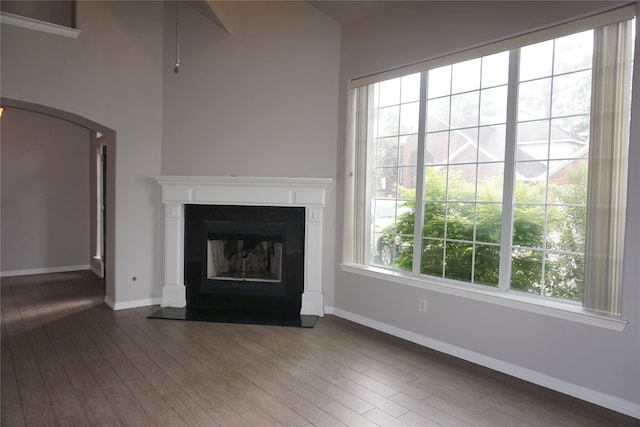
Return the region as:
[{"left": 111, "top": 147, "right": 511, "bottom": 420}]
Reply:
[{"left": 0, "top": 97, "right": 116, "bottom": 300}]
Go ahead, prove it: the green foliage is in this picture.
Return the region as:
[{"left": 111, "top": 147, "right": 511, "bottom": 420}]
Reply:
[
  {"left": 543, "top": 161, "right": 587, "bottom": 300},
  {"left": 377, "top": 163, "right": 587, "bottom": 301}
]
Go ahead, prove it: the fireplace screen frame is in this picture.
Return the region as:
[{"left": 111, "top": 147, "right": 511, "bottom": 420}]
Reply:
[
  {"left": 201, "top": 220, "right": 288, "bottom": 296},
  {"left": 207, "top": 233, "right": 283, "bottom": 283}
]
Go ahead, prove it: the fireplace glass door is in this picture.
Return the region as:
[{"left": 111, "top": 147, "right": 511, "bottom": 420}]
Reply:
[{"left": 207, "top": 233, "right": 283, "bottom": 283}]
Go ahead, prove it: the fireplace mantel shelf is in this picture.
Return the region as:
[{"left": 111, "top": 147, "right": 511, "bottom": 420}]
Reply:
[
  {"left": 154, "top": 175, "right": 334, "bottom": 190},
  {"left": 153, "top": 175, "right": 333, "bottom": 317}
]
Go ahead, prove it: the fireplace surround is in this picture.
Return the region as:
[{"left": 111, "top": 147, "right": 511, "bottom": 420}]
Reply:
[
  {"left": 185, "top": 204, "right": 305, "bottom": 314},
  {"left": 153, "top": 176, "right": 333, "bottom": 319}
]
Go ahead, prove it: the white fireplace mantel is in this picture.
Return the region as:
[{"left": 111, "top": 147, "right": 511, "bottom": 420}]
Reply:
[{"left": 153, "top": 176, "right": 333, "bottom": 317}]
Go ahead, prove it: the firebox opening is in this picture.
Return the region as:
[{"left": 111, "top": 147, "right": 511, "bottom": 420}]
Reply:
[{"left": 207, "top": 233, "right": 283, "bottom": 283}]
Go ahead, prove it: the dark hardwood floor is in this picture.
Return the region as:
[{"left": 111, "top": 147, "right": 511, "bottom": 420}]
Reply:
[{"left": 1, "top": 271, "right": 638, "bottom": 426}]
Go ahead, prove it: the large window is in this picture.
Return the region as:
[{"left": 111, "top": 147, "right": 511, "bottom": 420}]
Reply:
[{"left": 346, "top": 8, "right": 633, "bottom": 315}]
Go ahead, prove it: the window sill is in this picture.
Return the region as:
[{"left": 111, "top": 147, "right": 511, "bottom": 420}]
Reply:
[
  {"left": 339, "top": 263, "right": 627, "bottom": 331},
  {"left": 1, "top": 12, "right": 80, "bottom": 38}
]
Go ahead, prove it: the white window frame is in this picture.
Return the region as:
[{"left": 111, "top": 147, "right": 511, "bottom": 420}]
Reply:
[{"left": 341, "top": 5, "right": 634, "bottom": 331}]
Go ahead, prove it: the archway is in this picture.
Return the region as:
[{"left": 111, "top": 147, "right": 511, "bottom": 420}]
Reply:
[{"left": 0, "top": 97, "right": 116, "bottom": 303}]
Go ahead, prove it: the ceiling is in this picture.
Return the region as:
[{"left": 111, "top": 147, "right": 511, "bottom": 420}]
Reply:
[
  {"left": 186, "top": 1, "right": 397, "bottom": 35},
  {"left": 308, "top": 1, "right": 398, "bottom": 24}
]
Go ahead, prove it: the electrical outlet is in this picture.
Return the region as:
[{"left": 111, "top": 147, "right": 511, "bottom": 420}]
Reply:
[{"left": 419, "top": 298, "right": 427, "bottom": 313}]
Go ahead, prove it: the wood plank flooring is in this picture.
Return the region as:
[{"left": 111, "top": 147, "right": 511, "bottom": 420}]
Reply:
[{"left": 1, "top": 271, "right": 638, "bottom": 426}]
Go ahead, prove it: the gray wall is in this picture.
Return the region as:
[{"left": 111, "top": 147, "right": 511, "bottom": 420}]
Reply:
[
  {"left": 160, "top": 1, "right": 341, "bottom": 306},
  {"left": 0, "top": 108, "right": 90, "bottom": 273},
  {"left": 335, "top": 1, "right": 640, "bottom": 411},
  {"left": 1, "top": 0, "right": 341, "bottom": 305},
  {"left": 1, "top": 1, "right": 164, "bottom": 306},
  {"left": 161, "top": 1, "right": 340, "bottom": 179}
]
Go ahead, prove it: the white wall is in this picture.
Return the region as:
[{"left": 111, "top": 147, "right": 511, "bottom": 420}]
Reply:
[
  {"left": 334, "top": 1, "right": 640, "bottom": 415},
  {"left": 160, "top": 1, "right": 341, "bottom": 307},
  {"left": 1, "top": 1, "right": 164, "bottom": 306},
  {"left": 0, "top": 108, "right": 90, "bottom": 274}
]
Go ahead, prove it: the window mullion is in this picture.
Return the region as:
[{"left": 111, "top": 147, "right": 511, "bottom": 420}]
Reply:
[
  {"left": 498, "top": 49, "right": 520, "bottom": 291},
  {"left": 412, "top": 72, "right": 428, "bottom": 275}
]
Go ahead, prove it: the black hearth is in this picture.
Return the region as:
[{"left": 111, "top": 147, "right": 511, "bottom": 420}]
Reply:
[{"left": 147, "top": 203, "right": 318, "bottom": 327}]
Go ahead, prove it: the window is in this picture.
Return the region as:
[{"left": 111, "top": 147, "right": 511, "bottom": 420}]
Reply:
[
  {"left": 1, "top": 1, "right": 76, "bottom": 29},
  {"left": 345, "top": 7, "right": 633, "bottom": 315}
]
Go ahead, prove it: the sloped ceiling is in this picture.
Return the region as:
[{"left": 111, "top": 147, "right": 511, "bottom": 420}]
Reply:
[
  {"left": 308, "top": 1, "right": 397, "bottom": 24},
  {"left": 186, "top": 0, "right": 233, "bottom": 33},
  {"left": 189, "top": 1, "right": 398, "bottom": 33}
]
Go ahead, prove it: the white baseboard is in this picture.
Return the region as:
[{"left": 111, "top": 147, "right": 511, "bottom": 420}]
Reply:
[
  {"left": 104, "top": 296, "right": 162, "bottom": 311},
  {"left": 89, "top": 264, "right": 102, "bottom": 277},
  {"left": 328, "top": 307, "right": 640, "bottom": 420},
  {"left": 90, "top": 257, "right": 104, "bottom": 278},
  {"left": 104, "top": 296, "right": 115, "bottom": 309},
  {"left": 0, "top": 265, "right": 90, "bottom": 278}
]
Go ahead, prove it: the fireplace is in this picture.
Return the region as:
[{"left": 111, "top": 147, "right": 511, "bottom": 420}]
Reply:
[
  {"left": 185, "top": 204, "right": 305, "bottom": 314},
  {"left": 152, "top": 176, "right": 333, "bottom": 323}
]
